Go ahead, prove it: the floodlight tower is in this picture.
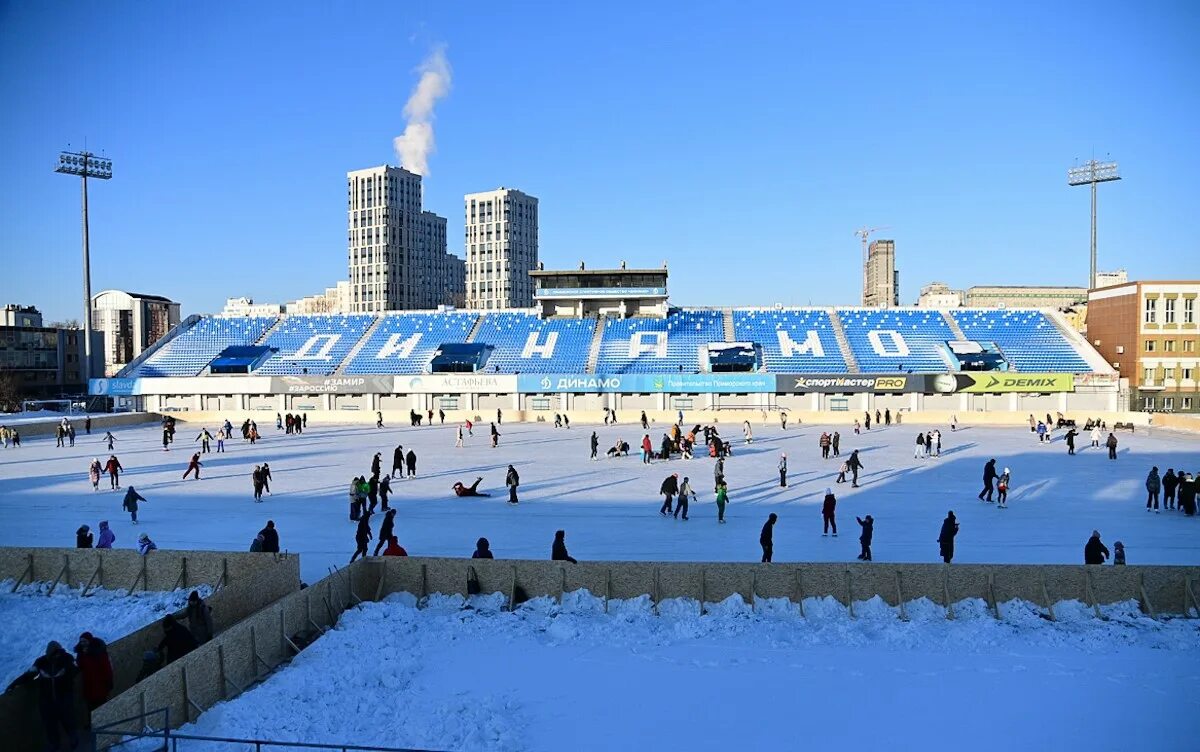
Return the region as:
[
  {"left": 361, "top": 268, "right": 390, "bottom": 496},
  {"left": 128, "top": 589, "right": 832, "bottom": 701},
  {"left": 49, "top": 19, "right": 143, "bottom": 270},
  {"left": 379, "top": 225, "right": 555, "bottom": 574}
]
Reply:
[
  {"left": 55, "top": 150, "right": 113, "bottom": 387},
  {"left": 1067, "top": 159, "right": 1120, "bottom": 291}
]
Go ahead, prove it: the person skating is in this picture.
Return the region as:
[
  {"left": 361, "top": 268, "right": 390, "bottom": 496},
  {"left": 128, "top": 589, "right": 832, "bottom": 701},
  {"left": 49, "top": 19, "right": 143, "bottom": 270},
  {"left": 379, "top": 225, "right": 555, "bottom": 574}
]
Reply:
[
  {"left": 554, "top": 413, "right": 563, "bottom": 429},
  {"left": 439, "top": 409, "right": 446, "bottom": 425},
  {"left": 473, "top": 537, "right": 494, "bottom": 558},
  {"left": 551, "top": 530, "right": 577, "bottom": 563},
  {"left": 932, "top": 429, "right": 941, "bottom": 457},
  {"left": 742, "top": 420, "right": 753, "bottom": 444},
  {"left": 674, "top": 476, "right": 696, "bottom": 520},
  {"left": 924, "top": 432, "right": 933, "bottom": 457},
  {"left": 195, "top": 428, "right": 212, "bottom": 454},
  {"left": 74, "top": 631, "right": 113, "bottom": 713},
  {"left": 367, "top": 474, "right": 380, "bottom": 514},
  {"left": 845, "top": 450, "right": 864, "bottom": 488},
  {"left": 1084, "top": 530, "right": 1109, "bottom": 565},
  {"left": 105, "top": 454, "right": 123, "bottom": 489},
  {"left": 1106, "top": 433, "right": 1118, "bottom": 460},
  {"left": 641, "top": 434, "right": 653, "bottom": 464},
  {"left": 373, "top": 509, "right": 397, "bottom": 556},
  {"left": 778, "top": 453, "right": 788, "bottom": 487},
  {"left": 780, "top": 411, "right": 788, "bottom": 430},
  {"left": 376, "top": 411, "right": 384, "bottom": 429},
  {"left": 864, "top": 412, "right": 871, "bottom": 431},
  {"left": 831, "top": 431, "right": 840, "bottom": 457},
  {"left": 978, "top": 459, "right": 998, "bottom": 502},
  {"left": 96, "top": 520, "right": 115, "bottom": 549},
  {"left": 349, "top": 476, "right": 364, "bottom": 521},
  {"left": 259, "top": 520, "right": 279, "bottom": 553},
  {"left": 162, "top": 426, "right": 172, "bottom": 452},
  {"left": 1090, "top": 425, "right": 1101, "bottom": 448},
  {"left": 760, "top": 513, "right": 777, "bottom": 562},
  {"left": 950, "top": 414, "right": 958, "bottom": 432},
  {"left": 714, "top": 455, "right": 725, "bottom": 492},
  {"left": 821, "top": 488, "right": 838, "bottom": 536},
  {"left": 465, "top": 418, "right": 473, "bottom": 436},
  {"left": 379, "top": 474, "right": 392, "bottom": 510},
  {"left": 496, "top": 408, "right": 502, "bottom": 425},
  {"left": 392, "top": 444, "right": 404, "bottom": 477},
  {"left": 660, "top": 433, "right": 672, "bottom": 461},
  {"left": 88, "top": 457, "right": 102, "bottom": 491},
  {"left": 7, "top": 641, "right": 79, "bottom": 751},
  {"left": 276, "top": 412, "right": 283, "bottom": 431},
  {"left": 453, "top": 477, "right": 491, "bottom": 497},
  {"left": 1163, "top": 468, "right": 1178, "bottom": 511},
  {"left": 854, "top": 419, "right": 861, "bottom": 435},
  {"left": 1065, "top": 427, "right": 1078, "bottom": 455},
  {"left": 406, "top": 449, "right": 417, "bottom": 477},
  {"left": 856, "top": 515, "right": 873, "bottom": 560},
  {"left": 182, "top": 452, "right": 202, "bottom": 480},
  {"left": 84, "top": 416, "right": 91, "bottom": 435},
  {"left": 252, "top": 466, "right": 266, "bottom": 502},
  {"left": 938, "top": 512, "right": 959, "bottom": 563},
  {"left": 1181, "top": 472, "right": 1198, "bottom": 516},
  {"left": 1146, "top": 467, "right": 1161, "bottom": 512},
  {"left": 216, "top": 427, "right": 227, "bottom": 453},
  {"left": 76, "top": 524, "right": 93, "bottom": 548},
  {"left": 103, "top": 431, "right": 117, "bottom": 451},
  {"left": 1036, "top": 421, "right": 1047, "bottom": 443},
  {"left": 491, "top": 422, "right": 500, "bottom": 448},
  {"left": 123, "top": 487, "right": 147, "bottom": 524},
  {"left": 836, "top": 459, "right": 848, "bottom": 484},
  {"left": 640, "top": 411, "right": 649, "bottom": 430},
  {"left": 371, "top": 452, "right": 382, "bottom": 479},
  {"left": 505, "top": 464, "right": 520, "bottom": 504},
  {"left": 997, "top": 467, "right": 1011, "bottom": 508},
  {"left": 185, "top": 591, "right": 214, "bottom": 645},
  {"left": 261, "top": 463, "right": 272, "bottom": 495},
  {"left": 350, "top": 511, "right": 373, "bottom": 563},
  {"left": 659, "top": 473, "right": 679, "bottom": 517},
  {"left": 157, "top": 614, "right": 197, "bottom": 664},
  {"left": 455, "top": 424, "right": 464, "bottom": 448},
  {"left": 913, "top": 432, "right": 925, "bottom": 459},
  {"left": 715, "top": 481, "right": 728, "bottom": 523},
  {"left": 137, "top": 532, "right": 157, "bottom": 555},
  {"left": 819, "top": 432, "right": 831, "bottom": 460},
  {"left": 590, "top": 431, "right": 599, "bottom": 460}
]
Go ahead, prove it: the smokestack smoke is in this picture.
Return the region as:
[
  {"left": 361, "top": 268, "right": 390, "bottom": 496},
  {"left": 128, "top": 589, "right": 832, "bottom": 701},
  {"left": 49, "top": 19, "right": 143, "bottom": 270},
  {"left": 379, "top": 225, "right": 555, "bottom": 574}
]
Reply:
[{"left": 393, "top": 47, "right": 451, "bottom": 176}]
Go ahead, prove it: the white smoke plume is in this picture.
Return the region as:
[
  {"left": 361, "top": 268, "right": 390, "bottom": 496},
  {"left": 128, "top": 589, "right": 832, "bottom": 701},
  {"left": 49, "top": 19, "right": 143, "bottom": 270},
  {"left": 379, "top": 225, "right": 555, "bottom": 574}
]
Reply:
[{"left": 393, "top": 47, "right": 451, "bottom": 176}]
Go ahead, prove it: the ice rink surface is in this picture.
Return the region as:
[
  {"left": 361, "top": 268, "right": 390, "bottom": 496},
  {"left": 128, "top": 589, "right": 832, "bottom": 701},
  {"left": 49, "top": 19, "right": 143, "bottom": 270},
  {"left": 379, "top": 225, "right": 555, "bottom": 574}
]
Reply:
[{"left": 0, "top": 418, "right": 1198, "bottom": 581}]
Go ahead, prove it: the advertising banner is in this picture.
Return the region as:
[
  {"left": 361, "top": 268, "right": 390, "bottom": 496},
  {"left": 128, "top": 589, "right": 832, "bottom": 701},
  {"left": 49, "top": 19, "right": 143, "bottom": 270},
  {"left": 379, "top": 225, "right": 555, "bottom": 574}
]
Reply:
[
  {"left": 775, "top": 374, "right": 913, "bottom": 393},
  {"left": 270, "top": 376, "right": 395, "bottom": 394},
  {"left": 89, "top": 378, "right": 139, "bottom": 396},
  {"left": 775, "top": 372, "right": 1076, "bottom": 394},
  {"left": 924, "top": 373, "right": 1074, "bottom": 394},
  {"left": 396, "top": 374, "right": 518, "bottom": 393},
  {"left": 518, "top": 373, "right": 775, "bottom": 393}
]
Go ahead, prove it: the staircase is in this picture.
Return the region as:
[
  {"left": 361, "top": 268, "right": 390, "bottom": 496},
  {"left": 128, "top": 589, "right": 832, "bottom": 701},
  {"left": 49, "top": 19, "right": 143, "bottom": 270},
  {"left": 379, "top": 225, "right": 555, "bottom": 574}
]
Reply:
[
  {"left": 827, "top": 309, "right": 860, "bottom": 373},
  {"left": 1045, "top": 308, "right": 1116, "bottom": 373},
  {"left": 941, "top": 310, "right": 967, "bottom": 341},
  {"left": 464, "top": 314, "right": 484, "bottom": 344},
  {"left": 333, "top": 315, "right": 384, "bottom": 375},
  {"left": 253, "top": 315, "right": 284, "bottom": 346},
  {"left": 116, "top": 314, "right": 201, "bottom": 377},
  {"left": 722, "top": 308, "right": 735, "bottom": 341},
  {"left": 584, "top": 318, "right": 606, "bottom": 374}
]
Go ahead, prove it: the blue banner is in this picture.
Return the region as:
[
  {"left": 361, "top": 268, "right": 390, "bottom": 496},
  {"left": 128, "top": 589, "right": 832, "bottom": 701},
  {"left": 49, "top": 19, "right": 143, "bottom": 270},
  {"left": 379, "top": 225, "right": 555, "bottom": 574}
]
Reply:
[
  {"left": 535, "top": 287, "right": 668, "bottom": 298},
  {"left": 517, "top": 373, "right": 774, "bottom": 393},
  {"left": 89, "top": 378, "right": 139, "bottom": 396}
]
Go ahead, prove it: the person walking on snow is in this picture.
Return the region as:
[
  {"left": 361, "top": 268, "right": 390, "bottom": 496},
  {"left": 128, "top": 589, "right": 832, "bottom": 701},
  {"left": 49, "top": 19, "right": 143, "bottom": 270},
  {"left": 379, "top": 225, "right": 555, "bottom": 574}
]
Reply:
[
  {"left": 590, "top": 431, "right": 599, "bottom": 460},
  {"left": 88, "top": 458, "right": 102, "bottom": 491},
  {"left": 96, "top": 521, "right": 115, "bottom": 549},
  {"left": 715, "top": 481, "right": 729, "bottom": 523},
  {"left": 350, "top": 511, "right": 373, "bottom": 563},
  {"left": 659, "top": 473, "right": 679, "bottom": 516},
  {"left": 778, "top": 453, "right": 788, "bottom": 487},
  {"left": 1090, "top": 426, "right": 1101, "bottom": 448},
  {"left": 373, "top": 509, "right": 397, "bottom": 556},
  {"left": 978, "top": 459, "right": 998, "bottom": 502},
  {"left": 938, "top": 511, "right": 959, "bottom": 563},
  {"left": 675, "top": 476, "right": 696, "bottom": 520},
  {"left": 182, "top": 453, "right": 202, "bottom": 480},
  {"left": 846, "top": 450, "right": 864, "bottom": 488},
  {"left": 123, "top": 487, "right": 146, "bottom": 523},
  {"left": 856, "top": 515, "right": 873, "bottom": 560},
  {"left": 405, "top": 449, "right": 417, "bottom": 477},
  {"left": 997, "top": 467, "right": 1011, "bottom": 508},
  {"left": 505, "top": 464, "right": 520, "bottom": 504},
  {"left": 491, "top": 422, "right": 500, "bottom": 448},
  {"left": 1106, "top": 433, "right": 1118, "bottom": 460},
  {"left": 821, "top": 488, "right": 838, "bottom": 536},
  {"left": 1146, "top": 466, "right": 1161, "bottom": 512},
  {"left": 760, "top": 513, "right": 777, "bottom": 562},
  {"left": 105, "top": 455, "right": 123, "bottom": 489},
  {"left": 1084, "top": 530, "right": 1109, "bottom": 565}
]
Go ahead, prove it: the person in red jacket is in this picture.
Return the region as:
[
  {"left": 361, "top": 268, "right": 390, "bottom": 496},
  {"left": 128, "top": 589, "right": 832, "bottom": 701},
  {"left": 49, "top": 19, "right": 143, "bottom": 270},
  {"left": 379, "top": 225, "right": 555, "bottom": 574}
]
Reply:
[
  {"left": 74, "top": 632, "right": 114, "bottom": 713},
  {"left": 821, "top": 488, "right": 838, "bottom": 536},
  {"left": 104, "top": 455, "right": 123, "bottom": 489},
  {"left": 182, "top": 453, "right": 202, "bottom": 480},
  {"left": 641, "top": 434, "right": 653, "bottom": 464},
  {"left": 382, "top": 536, "right": 408, "bottom": 556}
]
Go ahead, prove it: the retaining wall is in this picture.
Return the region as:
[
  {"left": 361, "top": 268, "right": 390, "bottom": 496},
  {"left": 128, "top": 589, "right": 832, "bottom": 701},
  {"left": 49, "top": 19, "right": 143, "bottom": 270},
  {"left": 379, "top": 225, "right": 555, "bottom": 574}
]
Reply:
[
  {"left": 92, "top": 557, "right": 1200, "bottom": 746},
  {"left": 1, "top": 548, "right": 300, "bottom": 752},
  {"left": 0, "top": 412, "right": 158, "bottom": 438}
]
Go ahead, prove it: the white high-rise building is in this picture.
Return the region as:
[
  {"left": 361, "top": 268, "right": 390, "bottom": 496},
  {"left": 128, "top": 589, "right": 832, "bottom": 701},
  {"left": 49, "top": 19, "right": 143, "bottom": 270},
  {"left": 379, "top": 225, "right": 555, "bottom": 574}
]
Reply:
[
  {"left": 347, "top": 165, "right": 463, "bottom": 312},
  {"left": 464, "top": 188, "right": 539, "bottom": 309}
]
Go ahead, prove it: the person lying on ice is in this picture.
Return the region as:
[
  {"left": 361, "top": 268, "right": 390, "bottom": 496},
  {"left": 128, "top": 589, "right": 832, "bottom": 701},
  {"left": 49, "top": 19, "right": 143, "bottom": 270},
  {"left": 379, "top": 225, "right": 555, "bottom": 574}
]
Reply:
[{"left": 452, "top": 477, "right": 491, "bottom": 497}]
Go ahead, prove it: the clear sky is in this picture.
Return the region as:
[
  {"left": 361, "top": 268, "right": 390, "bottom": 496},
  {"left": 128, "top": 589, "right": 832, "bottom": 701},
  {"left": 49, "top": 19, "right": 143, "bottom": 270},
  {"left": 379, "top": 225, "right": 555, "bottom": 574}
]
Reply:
[{"left": 1, "top": 1, "right": 1197, "bottom": 321}]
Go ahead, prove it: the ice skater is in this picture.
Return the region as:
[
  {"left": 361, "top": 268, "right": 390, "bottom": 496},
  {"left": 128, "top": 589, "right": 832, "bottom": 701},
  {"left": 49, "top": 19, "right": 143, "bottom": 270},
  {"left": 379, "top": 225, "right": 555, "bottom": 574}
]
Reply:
[
  {"left": 350, "top": 511, "right": 373, "bottom": 563},
  {"left": 938, "top": 512, "right": 958, "bottom": 563},
  {"left": 551, "top": 530, "right": 577, "bottom": 563},
  {"left": 182, "top": 453, "right": 202, "bottom": 480},
  {"left": 491, "top": 422, "right": 500, "bottom": 448},
  {"left": 659, "top": 473, "right": 679, "bottom": 516},
  {"left": 856, "top": 515, "right": 873, "bottom": 560},
  {"left": 123, "top": 487, "right": 147, "bottom": 524},
  {"left": 1146, "top": 467, "right": 1161, "bottom": 512},
  {"left": 88, "top": 458, "right": 101, "bottom": 491},
  {"left": 252, "top": 466, "right": 265, "bottom": 502},
  {"left": 505, "top": 465, "right": 520, "bottom": 505},
  {"left": 103, "top": 431, "right": 117, "bottom": 451},
  {"left": 105, "top": 455, "right": 123, "bottom": 489},
  {"left": 779, "top": 452, "right": 788, "bottom": 487},
  {"left": 373, "top": 509, "right": 397, "bottom": 556},
  {"left": 590, "top": 431, "right": 599, "bottom": 460},
  {"left": 715, "top": 481, "right": 728, "bottom": 523},
  {"left": 760, "top": 513, "right": 777, "bottom": 562},
  {"left": 845, "top": 450, "right": 864, "bottom": 488},
  {"left": 997, "top": 467, "right": 1010, "bottom": 508},
  {"left": 821, "top": 489, "right": 837, "bottom": 536},
  {"left": 452, "top": 478, "right": 490, "bottom": 497},
  {"left": 978, "top": 459, "right": 998, "bottom": 502}
]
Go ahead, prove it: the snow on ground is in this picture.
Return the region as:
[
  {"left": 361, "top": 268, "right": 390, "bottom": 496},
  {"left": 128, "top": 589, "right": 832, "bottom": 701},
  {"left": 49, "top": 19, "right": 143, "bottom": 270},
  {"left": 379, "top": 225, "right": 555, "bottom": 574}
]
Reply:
[
  {"left": 0, "top": 581, "right": 202, "bottom": 687},
  {"left": 0, "top": 419, "right": 1196, "bottom": 582},
  {"left": 144, "top": 591, "right": 1200, "bottom": 751}
]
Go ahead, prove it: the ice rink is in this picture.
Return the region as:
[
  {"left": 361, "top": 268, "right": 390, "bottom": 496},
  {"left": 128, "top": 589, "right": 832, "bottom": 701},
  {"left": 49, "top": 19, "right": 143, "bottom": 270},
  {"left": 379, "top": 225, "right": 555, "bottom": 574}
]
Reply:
[{"left": 1, "top": 417, "right": 1197, "bottom": 582}]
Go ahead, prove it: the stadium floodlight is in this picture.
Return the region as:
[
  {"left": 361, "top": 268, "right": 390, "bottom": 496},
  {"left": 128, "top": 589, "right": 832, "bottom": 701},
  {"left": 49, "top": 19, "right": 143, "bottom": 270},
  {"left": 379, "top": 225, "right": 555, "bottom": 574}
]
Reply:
[
  {"left": 1067, "top": 159, "right": 1120, "bottom": 291},
  {"left": 55, "top": 149, "right": 114, "bottom": 388}
]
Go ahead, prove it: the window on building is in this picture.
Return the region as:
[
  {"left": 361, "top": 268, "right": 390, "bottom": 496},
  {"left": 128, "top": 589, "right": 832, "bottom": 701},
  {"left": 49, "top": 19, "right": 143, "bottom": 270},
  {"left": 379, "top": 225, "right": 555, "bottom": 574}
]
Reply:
[
  {"left": 1183, "top": 368, "right": 1194, "bottom": 381},
  {"left": 1141, "top": 396, "right": 1156, "bottom": 411},
  {"left": 1143, "top": 367, "right": 1155, "bottom": 385},
  {"left": 1164, "top": 397, "right": 1174, "bottom": 410},
  {"left": 1164, "top": 340, "right": 1176, "bottom": 352},
  {"left": 1186, "top": 298, "right": 1196, "bottom": 324},
  {"left": 1183, "top": 397, "right": 1194, "bottom": 410},
  {"left": 1145, "top": 297, "right": 1157, "bottom": 323},
  {"left": 1165, "top": 298, "right": 1176, "bottom": 323},
  {"left": 1185, "top": 340, "right": 1196, "bottom": 353},
  {"left": 1144, "top": 340, "right": 1155, "bottom": 352},
  {"left": 1164, "top": 367, "right": 1175, "bottom": 380}
]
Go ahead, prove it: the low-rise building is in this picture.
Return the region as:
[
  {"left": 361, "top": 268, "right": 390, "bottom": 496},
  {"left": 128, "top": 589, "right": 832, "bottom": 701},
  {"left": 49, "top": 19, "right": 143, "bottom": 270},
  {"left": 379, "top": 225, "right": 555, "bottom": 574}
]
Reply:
[
  {"left": 915, "top": 282, "right": 963, "bottom": 308},
  {"left": 222, "top": 297, "right": 285, "bottom": 317},
  {"left": 0, "top": 304, "right": 104, "bottom": 400},
  {"left": 91, "top": 290, "right": 181, "bottom": 376},
  {"left": 965, "top": 285, "right": 1086, "bottom": 309}
]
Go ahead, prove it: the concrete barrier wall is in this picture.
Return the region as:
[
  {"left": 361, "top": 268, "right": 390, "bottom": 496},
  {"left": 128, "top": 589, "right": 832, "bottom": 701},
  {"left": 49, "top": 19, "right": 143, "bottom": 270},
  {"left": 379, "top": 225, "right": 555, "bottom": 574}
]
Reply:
[
  {"left": 1151, "top": 413, "right": 1200, "bottom": 433},
  {"left": 1, "top": 549, "right": 300, "bottom": 752},
  {"left": 87, "top": 556, "right": 1200, "bottom": 746},
  {"left": 92, "top": 564, "right": 361, "bottom": 747},
  {"left": 0, "top": 413, "right": 159, "bottom": 438}
]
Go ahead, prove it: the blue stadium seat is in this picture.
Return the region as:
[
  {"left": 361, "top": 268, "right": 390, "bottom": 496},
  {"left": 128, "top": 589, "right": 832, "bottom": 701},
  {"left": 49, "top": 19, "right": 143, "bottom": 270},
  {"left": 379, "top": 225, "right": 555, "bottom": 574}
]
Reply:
[
  {"left": 951, "top": 310, "right": 1090, "bottom": 372},
  {"left": 473, "top": 313, "right": 593, "bottom": 373},
  {"left": 836, "top": 309, "right": 954, "bottom": 372},
  {"left": 254, "top": 315, "right": 375, "bottom": 376},
  {"left": 732, "top": 309, "right": 846, "bottom": 372},
  {"left": 128, "top": 316, "right": 278, "bottom": 377},
  {"left": 595, "top": 311, "right": 725, "bottom": 374},
  {"left": 344, "top": 313, "right": 478, "bottom": 374}
]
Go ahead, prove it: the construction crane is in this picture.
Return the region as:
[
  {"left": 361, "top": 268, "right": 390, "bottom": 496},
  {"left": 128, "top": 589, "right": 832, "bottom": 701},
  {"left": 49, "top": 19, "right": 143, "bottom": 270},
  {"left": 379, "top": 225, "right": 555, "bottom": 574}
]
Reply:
[{"left": 855, "top": 226, "right": 891, "bottom": 305}]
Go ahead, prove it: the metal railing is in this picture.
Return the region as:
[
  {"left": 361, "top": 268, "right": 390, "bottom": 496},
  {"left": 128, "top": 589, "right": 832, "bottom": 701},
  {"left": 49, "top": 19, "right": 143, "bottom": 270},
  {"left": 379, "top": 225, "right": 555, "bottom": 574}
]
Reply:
[{"left": 93, "top": 708, "right": 442, "bottom": 752}]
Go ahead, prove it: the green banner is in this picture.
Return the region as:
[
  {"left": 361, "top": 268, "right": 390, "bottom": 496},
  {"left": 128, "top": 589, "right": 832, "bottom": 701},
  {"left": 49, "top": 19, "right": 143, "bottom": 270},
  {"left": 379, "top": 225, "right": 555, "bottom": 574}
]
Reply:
[{"left": 925, "top": 373, "right": 1074, "bottom": 394}]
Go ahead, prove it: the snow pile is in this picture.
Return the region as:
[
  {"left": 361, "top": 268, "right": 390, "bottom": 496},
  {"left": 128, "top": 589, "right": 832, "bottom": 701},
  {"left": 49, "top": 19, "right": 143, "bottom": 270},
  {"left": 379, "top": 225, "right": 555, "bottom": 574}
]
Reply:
[
  {"left": 0, "top": 581, "right": 206, "bottom": 687},
  {"left": 160, "top": 590, "right": 1200, "bottom": 751}
]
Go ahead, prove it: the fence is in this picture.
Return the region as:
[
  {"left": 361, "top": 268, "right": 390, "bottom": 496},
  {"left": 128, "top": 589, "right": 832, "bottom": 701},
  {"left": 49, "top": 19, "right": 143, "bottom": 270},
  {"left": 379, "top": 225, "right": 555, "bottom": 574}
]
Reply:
[{"left": 0, "top": 548, "right": 301, "bottom": 752}]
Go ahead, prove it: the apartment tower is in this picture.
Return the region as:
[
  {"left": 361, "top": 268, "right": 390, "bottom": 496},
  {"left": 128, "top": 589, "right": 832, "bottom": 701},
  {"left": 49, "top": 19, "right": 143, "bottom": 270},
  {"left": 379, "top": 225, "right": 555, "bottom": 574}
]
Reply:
[
  {"left": 863, "top": 239, "right": 899, "bottom": 308},
  {"left": 464, "top": 188, "right": 539, "bottom": 309}
]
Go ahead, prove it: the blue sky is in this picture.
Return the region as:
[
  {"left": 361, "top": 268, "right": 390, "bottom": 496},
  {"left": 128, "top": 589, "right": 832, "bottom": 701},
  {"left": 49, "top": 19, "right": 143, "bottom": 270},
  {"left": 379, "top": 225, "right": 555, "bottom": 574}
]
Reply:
[{"left": 1, "top": 1, "right": 1197, "bottom": 321}]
